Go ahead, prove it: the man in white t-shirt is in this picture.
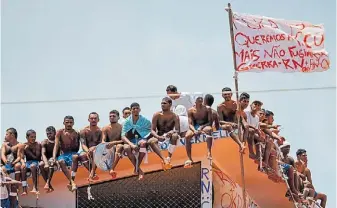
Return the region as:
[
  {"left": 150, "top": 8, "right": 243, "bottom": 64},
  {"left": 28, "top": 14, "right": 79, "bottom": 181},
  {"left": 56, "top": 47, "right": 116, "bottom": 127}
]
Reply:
[
  {"left": 173, "top": 105, "right": 189, "bottom": 138},
  {"left": 244, "top": 100, "right": 263, "bottom": 160},
  {"left": 166, "top": 85, "right": 203, "bottom": 112}
]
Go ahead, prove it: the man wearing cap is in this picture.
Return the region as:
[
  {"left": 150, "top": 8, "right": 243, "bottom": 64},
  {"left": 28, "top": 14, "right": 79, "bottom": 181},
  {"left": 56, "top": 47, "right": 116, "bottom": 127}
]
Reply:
[{"left": 244, "top": 100, "right": 263, "bottom": 160}]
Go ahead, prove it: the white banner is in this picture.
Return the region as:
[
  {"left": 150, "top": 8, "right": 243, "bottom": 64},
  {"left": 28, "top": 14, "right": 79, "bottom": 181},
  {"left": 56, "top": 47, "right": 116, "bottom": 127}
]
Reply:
[{"left": 232, "top": 12, "right": 330, "bottom": 73}]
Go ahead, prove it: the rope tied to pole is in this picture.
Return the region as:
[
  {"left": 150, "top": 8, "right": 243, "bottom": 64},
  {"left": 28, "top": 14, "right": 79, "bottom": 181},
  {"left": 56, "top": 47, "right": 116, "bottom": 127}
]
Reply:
[{"left": 87, "top": 153, "right": 94, "bottom": 201}]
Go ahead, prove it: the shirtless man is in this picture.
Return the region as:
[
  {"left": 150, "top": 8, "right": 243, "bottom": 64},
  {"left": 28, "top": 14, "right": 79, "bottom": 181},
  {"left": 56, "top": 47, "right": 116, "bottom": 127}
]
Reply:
[
  {"left": 102, "top": 110, "right": 124, "bottom": 178},
  {"left": 295, "top": 149, "right": 327, "bottom": 208},
  {"left": 39, "top": 126, "right": 59, "bottom": 193},
  {"left": 79, "top": 112, "right": 102, "bottom": 181},
  {"left": 203, "top": 94, "right": 220, "bottom": 130},
  {"left": 151, "top": 97, "right": 180, "bottom": 166},
  {"left": 1, "top": 128, "right": 24, "bottom": 205},
  {"left": 184, "top": 96, "right": 213, "bottom": 167},
  {"left": 217, "top": 88, "right": 245, "bottom": 151},
  {"left": 122, "top": 103, "right": 152, "bottom": 180},
  {"left": 259, "top": 110, "right": 284, "bottom": 172},
  {"left": 21, "top": 129, "right": 41, "bottom": 195},
  {"left": 51, "top": 116, "right": 80, "bottom": 192},
  {"left": 279, "top": 142, "right": 302, "bottom": 200}
]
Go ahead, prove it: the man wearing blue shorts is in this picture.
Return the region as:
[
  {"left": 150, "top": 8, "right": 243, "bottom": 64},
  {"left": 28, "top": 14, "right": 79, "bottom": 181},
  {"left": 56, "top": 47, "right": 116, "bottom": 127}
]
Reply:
[
  {"left": 51, "top": 116, "right": 80, "bottom": 192},
  {"left": 1, "top": 128, "right": 24, "bottom": 203},
  {"left": 21, "top": 129, "right": 41, "bottom": 195},
  {"left": 122, "top": 103, "right": 151, "bottom": 180},
  {"left": 184, "top": 96, "right": 213, "bottom": 167}
]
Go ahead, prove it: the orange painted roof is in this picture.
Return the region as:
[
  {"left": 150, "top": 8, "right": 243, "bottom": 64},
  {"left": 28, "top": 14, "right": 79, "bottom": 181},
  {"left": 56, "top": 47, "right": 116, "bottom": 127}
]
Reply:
[{"left": 19, "top": 137, "right": 294, "bottom": 208}]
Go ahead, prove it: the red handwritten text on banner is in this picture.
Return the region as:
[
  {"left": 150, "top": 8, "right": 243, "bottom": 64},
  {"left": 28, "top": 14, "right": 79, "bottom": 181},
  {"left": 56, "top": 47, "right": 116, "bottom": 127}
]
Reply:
[{"left": 232, "top": 13, "right": 330, "bottom": 73}]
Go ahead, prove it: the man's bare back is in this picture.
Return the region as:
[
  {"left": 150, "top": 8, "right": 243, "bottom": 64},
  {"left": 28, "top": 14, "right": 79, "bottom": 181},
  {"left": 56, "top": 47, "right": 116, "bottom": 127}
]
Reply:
[
  {"left": 102, "top": 123, "right": 122, "bottom": 142},
  {"left": 218, "top": 100, "right": 237, "bottom": 122},
  {"left": 153, "top": 111, "right": 177, "bottom": 136},
  {"left": 80, "top": 126, "right": 102, "bottom": 148},
  {"left": 57, "top": 129, "right": 80, "bottom": 153}
]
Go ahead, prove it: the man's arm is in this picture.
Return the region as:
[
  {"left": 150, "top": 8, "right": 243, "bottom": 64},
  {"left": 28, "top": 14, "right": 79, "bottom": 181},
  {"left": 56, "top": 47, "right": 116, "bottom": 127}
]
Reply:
[
  {"left": 213, "top": 112, "right": 220, "bottom": 130},
  {"left": 35, "top": 143, "right": 42, "bottom": 160},
  {"left": 101, "top": 127, "right": 107, "bottom": 143},
  {"left": 121, "top": 136, "right": 134, "bottom": 147},
  {"left": 14, "top": 144, "right": 24, "bottom": 165},
  {"left": 41, "top": 141, "right": 49, "bottom": 165},
  {"left": 52, "top": 131, "right": 61, "bottom": 160},
  {"left": 151, "top": 113, "right": 161, "bottom": 139},
  {"left": 217, "top": 105, "right": 224, "bottom": 121},
  {"left": 1, "top": 143, "right": 7, "bottom": 164},
  {"left": 305, "top": 168, "right": 313, "bottom": 185},
  {"left": 4, "top": 177, "right": 22, "bottom": 185},
  {"left": 80, "top": 129, "right": 89, "bottom": 153},
  {"left": 174, "top": 115, "right": 180, "bottom": 133}
]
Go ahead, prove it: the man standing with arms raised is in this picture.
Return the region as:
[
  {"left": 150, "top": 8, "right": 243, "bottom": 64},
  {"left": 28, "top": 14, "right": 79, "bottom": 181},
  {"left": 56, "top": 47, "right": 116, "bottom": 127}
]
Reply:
[{"left": 51, "top": 116, "right": 80, "bottom": 192}]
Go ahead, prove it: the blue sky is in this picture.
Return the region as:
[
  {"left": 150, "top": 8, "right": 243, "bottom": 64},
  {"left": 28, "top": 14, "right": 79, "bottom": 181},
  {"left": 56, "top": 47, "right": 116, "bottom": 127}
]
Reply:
[{"left": 1, "top": 0, "right": 336, "bottom": 206}]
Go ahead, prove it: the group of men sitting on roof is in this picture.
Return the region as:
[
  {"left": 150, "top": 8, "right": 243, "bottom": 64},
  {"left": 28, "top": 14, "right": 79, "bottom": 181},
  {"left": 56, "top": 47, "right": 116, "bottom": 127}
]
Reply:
[{"left": 0, "top": 85, "right": 327, "bottom": 208}]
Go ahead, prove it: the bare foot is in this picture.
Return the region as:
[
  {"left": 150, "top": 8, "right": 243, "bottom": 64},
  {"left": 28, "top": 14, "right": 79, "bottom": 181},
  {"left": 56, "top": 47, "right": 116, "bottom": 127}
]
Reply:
[
  {"left": 71, "top": 183, "right": 77, "bottom": 192},
  {"left": 66, "top": 183, "right": 72, "bottom": 191},
  {"left": 138, "top": 169, "right": 144, "bottom": 180},
  {"left": 30, "top": 188, "right": 38, "bottom": 193},
  {"left": 21, "top": 191, "right": 27, "bottom": 196},
  {"left": 44, "top": 183, "right": 50, "bottom": 190},
  {"left": 207, "top": 152, "right": 212, "bottom": 160},
  {"left": 46, "top": 185, "right": 54, "bottom": 193},
  {"left": 109, "top": 170, "right": 117, "bottom": 179},
  {"left": 88, "top": 172, "right": 99, "bottom": 181},
  {"left": 184, "top": 160, "right": 193, "bottom": 168}
]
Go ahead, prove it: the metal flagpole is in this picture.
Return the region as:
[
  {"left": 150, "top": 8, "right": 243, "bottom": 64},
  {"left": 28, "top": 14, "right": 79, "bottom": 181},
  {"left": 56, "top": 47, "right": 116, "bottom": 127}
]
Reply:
[{"left": 226, "top": 3, "right": 247, "bottom": 208}]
